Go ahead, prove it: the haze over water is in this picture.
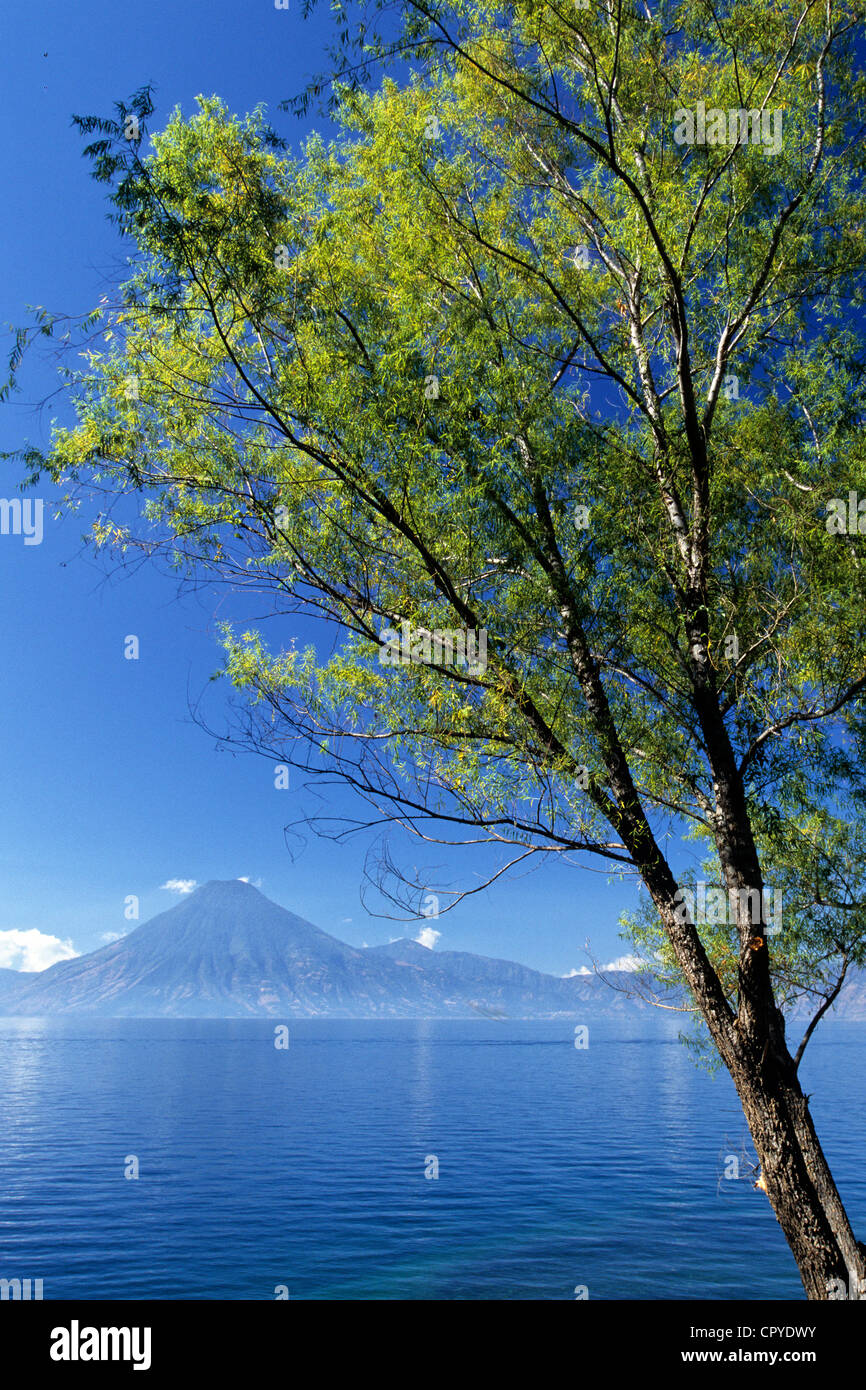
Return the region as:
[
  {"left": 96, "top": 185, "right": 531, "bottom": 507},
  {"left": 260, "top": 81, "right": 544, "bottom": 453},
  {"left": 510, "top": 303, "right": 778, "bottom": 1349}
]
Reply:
[{"left": 0, "top": 1017, "right": 862, "bottom": 1300}]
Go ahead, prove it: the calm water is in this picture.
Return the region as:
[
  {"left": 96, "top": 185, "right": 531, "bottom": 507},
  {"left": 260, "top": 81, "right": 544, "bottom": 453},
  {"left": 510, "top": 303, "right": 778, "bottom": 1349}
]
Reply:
[{"left": 0, "top": 1017, "right": 863, "bottom": 1300}]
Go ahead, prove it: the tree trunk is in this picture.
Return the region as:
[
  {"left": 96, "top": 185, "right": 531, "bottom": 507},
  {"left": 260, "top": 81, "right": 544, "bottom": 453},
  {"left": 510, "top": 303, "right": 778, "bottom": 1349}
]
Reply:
[
  {"left": 552, "top": 530, "right": 865, "bottom": 1298},
  {"left": 674, "top": 621, "right": 866, "bottom": 1297},
  {"left": 725, "top": 1040, "right": 866, "bottom": 1299},
  {"left": 645, "top": 864, "right": 865, "bottom": 1300}
]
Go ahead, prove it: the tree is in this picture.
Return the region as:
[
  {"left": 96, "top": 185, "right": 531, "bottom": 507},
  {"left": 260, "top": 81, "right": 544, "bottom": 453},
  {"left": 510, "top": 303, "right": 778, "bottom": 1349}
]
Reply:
[{"left": 7, "top": 0, "right": 866, "bottom": 1298}]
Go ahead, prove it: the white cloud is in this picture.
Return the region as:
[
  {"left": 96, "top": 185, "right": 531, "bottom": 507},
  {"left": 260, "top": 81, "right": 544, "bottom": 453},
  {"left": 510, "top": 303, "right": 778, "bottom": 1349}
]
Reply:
[
  {"left": 160, "top": 879, "right": 197, "bottom": 895},
  {"left": 100, "top": 931, "right": 125, "bottom": 944},
  {"left": 603, "top": 954, "right": 642, "bottom": 972},
  {"left": 0, "top": 929, "right": 80, "bottom": 972},
  {"left": 563, "top": 957, "right": 642, "bottom": 976},
  {"left": 236, "top": 876, "right": 262, "bottom": 888},
  {"left": 414, "top": 926, "right": 441, "bottom": 950}
]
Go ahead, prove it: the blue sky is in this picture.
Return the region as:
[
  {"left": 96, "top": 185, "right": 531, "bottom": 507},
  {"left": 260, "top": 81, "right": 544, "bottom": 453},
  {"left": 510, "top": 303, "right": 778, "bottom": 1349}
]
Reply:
[{"left": 0, "top": 0, "right": 696, "bottom": 976}]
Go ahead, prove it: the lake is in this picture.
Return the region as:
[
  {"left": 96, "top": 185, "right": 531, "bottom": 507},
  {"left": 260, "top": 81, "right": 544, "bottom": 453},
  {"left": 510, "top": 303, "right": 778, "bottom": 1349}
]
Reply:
[{"left": 0, "top": 1016, "right": 863, "bottom": 1299}]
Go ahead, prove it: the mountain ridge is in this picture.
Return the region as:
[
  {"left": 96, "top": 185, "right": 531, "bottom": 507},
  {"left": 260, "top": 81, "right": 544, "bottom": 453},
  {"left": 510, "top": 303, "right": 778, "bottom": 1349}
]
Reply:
[{"left": 0, "top": 879, "right": 863, "bottom": 1020}]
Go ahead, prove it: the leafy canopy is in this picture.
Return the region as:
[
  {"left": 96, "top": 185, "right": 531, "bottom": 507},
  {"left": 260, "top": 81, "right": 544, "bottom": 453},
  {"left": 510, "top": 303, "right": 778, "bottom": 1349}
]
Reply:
[{"left": 9, "top": 0, "right": 866, "bottom": 1028}]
